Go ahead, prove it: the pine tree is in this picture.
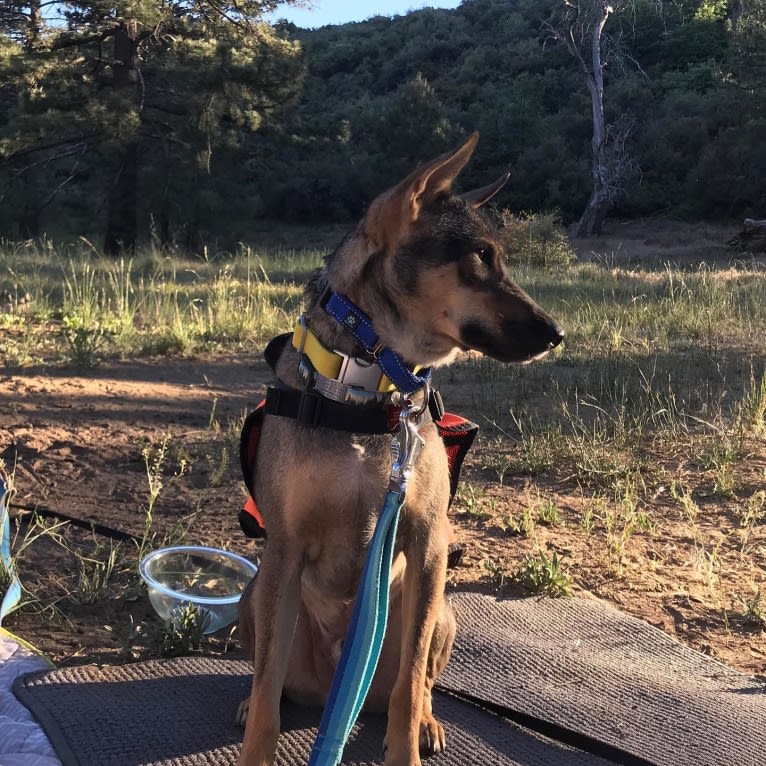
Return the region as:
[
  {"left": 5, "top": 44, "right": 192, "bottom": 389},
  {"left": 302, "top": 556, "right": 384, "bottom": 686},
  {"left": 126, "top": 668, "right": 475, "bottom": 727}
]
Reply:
[{"left": 0, "top": 1, "right": 304, "bottom": 250}]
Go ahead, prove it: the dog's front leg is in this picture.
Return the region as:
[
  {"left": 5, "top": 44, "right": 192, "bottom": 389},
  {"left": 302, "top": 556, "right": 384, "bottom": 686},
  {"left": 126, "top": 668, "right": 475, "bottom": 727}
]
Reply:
[
  {"left": 384, "top": 519, "right": 449, "bottom": 766},
  {"left": 238, "top": 543, "right": 302, "bottom": 766}
]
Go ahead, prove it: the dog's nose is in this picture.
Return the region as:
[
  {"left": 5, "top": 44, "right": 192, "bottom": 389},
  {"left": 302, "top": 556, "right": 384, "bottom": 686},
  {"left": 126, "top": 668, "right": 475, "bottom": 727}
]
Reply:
[{"left": 548, "top": 324, "right": 565, "bottom": 349}]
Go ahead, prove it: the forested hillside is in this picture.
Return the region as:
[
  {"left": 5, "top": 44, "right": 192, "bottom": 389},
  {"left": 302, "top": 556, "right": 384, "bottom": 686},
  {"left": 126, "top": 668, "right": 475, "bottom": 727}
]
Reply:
[{"left": 1, "top": 0, "right": 764, "bottom": 250}]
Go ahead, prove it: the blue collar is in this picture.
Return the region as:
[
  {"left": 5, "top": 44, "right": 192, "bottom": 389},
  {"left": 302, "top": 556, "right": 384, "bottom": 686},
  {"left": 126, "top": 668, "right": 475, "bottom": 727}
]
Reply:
[{"left": 318, "top": 285, "right": 431, "bottom": 396}]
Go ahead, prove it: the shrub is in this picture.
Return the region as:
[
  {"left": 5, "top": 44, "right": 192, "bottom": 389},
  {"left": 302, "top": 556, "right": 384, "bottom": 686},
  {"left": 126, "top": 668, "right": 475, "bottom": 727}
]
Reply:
[
  {"left": 515, "top": 550, "right": 573, "bottom": 598},
  {"left": 496, "top": 210, "right": 576, "bottom": 269}
]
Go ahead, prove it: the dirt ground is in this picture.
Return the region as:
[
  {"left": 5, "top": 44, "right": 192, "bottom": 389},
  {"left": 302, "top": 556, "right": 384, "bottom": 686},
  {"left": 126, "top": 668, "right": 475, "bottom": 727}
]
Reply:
[{"left": 1, "top": 347, "right": 765, "bottom": 677}]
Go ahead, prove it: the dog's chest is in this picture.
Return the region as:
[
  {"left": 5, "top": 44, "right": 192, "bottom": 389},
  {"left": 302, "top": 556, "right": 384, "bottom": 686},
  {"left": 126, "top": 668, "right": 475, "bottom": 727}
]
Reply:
[
  {"left": 300, "top": 549, "right": 406, "bottom": 639},
  {"left": 257, "top": 418, "right": 444, "bottom": 593}
]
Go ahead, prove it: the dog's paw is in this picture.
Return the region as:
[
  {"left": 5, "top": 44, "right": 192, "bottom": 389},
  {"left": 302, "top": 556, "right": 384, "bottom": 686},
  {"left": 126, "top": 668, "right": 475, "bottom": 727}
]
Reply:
[
  {"left": 235, "top": 697, "right": 249, "bottom": 727},
  {"left": 419, "top": 714, "right": 446, "bottom": 756},
  {"left": 381, "top": 742, "right": 420, "bottom": 766},
  {"left": 382, "top": 714, "right": 445, "bottom": 764}
]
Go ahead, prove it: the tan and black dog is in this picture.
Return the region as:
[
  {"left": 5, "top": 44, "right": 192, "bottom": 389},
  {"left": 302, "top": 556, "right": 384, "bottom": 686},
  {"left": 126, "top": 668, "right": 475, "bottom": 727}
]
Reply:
[{"left": 237, "top": 132, "right": 564, "bottom": 766}]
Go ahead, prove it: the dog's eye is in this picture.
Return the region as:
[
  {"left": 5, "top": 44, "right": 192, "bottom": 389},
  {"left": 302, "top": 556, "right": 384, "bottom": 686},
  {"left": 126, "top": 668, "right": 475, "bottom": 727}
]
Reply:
[{"left": 476, "top": 247, "right": 494, "bottom": 265}]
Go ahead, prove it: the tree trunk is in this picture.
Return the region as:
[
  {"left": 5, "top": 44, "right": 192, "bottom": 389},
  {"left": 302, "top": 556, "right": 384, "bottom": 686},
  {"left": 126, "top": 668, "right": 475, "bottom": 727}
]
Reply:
[
  {"left": 570, "top": 2, "right": 613, "bottom": 238},
  {"left": 28, "top": 0, "right": 42, "bottom": 45},
  {"left": 19, "top": 205, "right": 40, "bottom": 239},
  {"left": 104, "top": 21, "right": 140, "bottom": 255},
  {"left": 104, "top": 140, "right": 139, "bottom": 254}
]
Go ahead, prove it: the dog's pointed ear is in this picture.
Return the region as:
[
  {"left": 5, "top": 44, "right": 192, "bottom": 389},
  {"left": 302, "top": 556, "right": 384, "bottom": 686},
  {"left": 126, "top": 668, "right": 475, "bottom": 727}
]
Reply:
[
  {"left": 365, "top": 132, "right": 480, "bottom": 250},
  {"left": 461, "top": 170, "right": 510, "bottom": 208},
  {"left": 407, "top": 131, "right": 480, "bottom": 211}
]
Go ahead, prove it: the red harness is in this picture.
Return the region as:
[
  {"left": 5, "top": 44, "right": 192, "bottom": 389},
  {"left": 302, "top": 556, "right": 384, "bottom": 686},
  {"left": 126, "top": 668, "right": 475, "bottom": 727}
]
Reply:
[{"left": 238, "top": 401, "right": 478, "bottom": 539}]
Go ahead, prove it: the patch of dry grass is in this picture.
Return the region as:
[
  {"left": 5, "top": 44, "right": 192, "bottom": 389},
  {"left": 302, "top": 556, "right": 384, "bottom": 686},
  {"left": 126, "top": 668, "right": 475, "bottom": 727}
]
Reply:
[{"left": 1, "top": 222, "right": 764, "bottom": 671}]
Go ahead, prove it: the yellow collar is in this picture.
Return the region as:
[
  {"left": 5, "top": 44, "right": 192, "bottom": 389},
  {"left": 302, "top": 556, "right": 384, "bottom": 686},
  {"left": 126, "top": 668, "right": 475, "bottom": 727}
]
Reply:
[{"left": 292, "top": 322, "right": 395, "bottom": 393}]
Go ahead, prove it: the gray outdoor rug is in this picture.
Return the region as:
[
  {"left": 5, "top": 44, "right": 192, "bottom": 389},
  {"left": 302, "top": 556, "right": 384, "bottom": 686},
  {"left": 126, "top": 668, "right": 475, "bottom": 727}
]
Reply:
[{"left": 12, "top": 592, "right": 766, "bottom": 766}]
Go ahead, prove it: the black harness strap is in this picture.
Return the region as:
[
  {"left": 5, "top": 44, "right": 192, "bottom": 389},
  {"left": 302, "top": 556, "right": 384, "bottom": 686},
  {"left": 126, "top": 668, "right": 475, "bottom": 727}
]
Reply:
[{"left": 264, "top": 386, "right": 401, "bottom": 434}]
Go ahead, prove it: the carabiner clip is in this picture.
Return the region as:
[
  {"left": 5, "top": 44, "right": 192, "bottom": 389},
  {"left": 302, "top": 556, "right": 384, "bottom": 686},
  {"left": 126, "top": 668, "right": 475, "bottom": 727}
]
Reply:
[{"left": 389, "top": 381, "right": 430, "bottom": 493}]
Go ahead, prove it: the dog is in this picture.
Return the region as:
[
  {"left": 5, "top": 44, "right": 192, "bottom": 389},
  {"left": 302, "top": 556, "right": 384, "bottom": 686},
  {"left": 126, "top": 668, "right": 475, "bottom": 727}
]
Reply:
[{"left": 237, "top": 132, "right": 564, "bottom": 766}]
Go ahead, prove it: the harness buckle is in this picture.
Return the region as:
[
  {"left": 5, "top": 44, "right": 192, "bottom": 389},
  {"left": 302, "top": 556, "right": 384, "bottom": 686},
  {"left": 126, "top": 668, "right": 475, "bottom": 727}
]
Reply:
[{"left": 335, "top": 350, "right": 383, "bottom": 390}]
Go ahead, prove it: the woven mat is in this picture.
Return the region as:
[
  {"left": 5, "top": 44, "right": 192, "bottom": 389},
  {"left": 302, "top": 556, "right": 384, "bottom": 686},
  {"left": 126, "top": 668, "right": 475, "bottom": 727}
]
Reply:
[
  {"left": 442, "top": 594, "right": 766, "bottom": 766},
  {"left": 13, "top": 593, "right": 766, "bottom": 766}
]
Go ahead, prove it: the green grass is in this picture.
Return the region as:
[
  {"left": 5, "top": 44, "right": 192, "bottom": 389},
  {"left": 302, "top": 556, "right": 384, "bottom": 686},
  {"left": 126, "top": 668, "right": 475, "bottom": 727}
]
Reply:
[
  {"left": 3, "top": 238, "right": 764, "bottom": 502},
  {"left": 454, "top": 247, "right": 764, "bottom": 617},
  {"left": 1, "top": 230, "right": 765, "bottom": 664},
  {"left": 3, "top": 236, "right": 764, "bottom": 513},
  {"left": 465, "top": 259, "right": 765, "bottom": 494},
  {"left": 0, "top": 239, "right": 317, "bottom": 367}
]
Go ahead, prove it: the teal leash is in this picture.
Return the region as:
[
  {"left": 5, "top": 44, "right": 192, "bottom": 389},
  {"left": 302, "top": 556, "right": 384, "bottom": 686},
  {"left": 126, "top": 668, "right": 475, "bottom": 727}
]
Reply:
[
  {"left": 308, "top": 391, "right": 427, "bottom": 766},
  {"left": 0, "top": 471, "right": 22, "bottom": 627}
]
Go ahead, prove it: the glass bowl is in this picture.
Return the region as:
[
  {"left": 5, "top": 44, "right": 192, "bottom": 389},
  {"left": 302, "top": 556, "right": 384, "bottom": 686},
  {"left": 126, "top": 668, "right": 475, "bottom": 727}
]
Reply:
[{"left": 138, "top": 546, "right": 258, "bottom": 634}]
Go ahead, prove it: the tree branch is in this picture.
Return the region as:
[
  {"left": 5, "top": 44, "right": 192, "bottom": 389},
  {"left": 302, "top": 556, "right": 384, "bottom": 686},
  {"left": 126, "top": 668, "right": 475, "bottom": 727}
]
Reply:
[
  {"left": 51, "top": 29, "right": 114, "bottom": 50},
  {"left": 38, "top": 145, "right": 87, "bottom": 212},
  {"left": 0, "top": 142, "right": 89, "bottom": 204},
  {"left": 2, "top": 133, "right": 100, "bottom": 163}
]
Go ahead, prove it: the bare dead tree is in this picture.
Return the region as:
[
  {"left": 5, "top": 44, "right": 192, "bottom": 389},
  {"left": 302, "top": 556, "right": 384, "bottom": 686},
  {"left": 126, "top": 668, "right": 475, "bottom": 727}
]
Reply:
[{"left": 546, "top": 1, "right": 638, "bottom": 238}]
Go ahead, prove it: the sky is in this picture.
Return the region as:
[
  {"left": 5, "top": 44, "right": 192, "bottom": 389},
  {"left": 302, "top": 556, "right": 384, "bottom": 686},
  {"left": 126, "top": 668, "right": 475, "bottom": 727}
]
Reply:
[{"left": 265, "top": 1, "right": 463, "bottom": 29}]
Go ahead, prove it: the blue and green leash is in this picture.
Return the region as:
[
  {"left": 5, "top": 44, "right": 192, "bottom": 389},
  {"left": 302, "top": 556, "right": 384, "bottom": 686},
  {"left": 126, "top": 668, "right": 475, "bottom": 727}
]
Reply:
[
  {"left": 0, "top": 471, "right": 22, "bottom": 627},
  {"left": 307, "top": 393, "right": 427, "bottom": 766}
]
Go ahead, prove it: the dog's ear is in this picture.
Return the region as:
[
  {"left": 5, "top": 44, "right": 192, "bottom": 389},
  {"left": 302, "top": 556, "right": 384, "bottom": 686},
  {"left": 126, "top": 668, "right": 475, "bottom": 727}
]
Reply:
[
  {"left": 365, "top": 132, "right": 480, "bottom": 250},
  {"left": 461, "top": 170, "right": 510, "bottom": 208},
  {"left": 405, "top": 131, "right": 480, "bottom": 212}
]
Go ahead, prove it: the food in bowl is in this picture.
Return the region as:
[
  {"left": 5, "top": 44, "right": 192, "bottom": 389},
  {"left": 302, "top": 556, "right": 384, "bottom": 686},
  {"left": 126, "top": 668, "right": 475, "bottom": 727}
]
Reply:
[{"left": 138, "top": 546, "right": 258, "bottom": 634}]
